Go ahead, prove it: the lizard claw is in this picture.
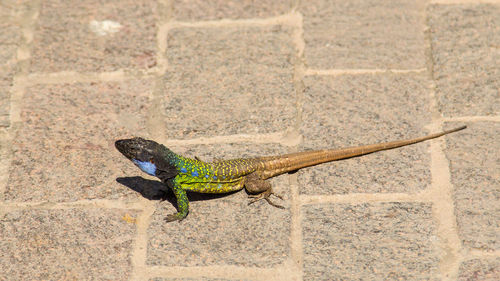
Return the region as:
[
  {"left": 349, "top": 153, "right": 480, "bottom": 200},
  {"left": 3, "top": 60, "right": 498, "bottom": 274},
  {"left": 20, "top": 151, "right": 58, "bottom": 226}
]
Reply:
[
  {"left": 248, "top": 189, "right": 285, "bottom": 209},
  {"left": 164, "top": 212, "right": 185, "bottom": 223}
]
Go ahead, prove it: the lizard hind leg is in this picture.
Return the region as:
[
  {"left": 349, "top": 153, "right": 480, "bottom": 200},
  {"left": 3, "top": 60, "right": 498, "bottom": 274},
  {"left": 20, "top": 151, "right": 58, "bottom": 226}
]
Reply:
[{"left": 244, "top": 173, "right": 285, "bottom": 209}]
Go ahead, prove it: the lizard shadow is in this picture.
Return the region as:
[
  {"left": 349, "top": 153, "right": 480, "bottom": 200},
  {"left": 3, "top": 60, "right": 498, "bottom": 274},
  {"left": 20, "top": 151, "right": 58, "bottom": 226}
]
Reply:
[{"left": 116, "top": 177, "right": 238, "bottom": 207}]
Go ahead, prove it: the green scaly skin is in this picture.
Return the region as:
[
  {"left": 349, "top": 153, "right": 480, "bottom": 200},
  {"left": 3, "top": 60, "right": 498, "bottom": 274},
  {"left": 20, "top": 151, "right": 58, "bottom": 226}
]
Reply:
[
  {"left": 166, "top": 156, "right": 269, "bottom": 221},
  {"left": 115, "top": 125, "right": 466, "bottom": 222}
]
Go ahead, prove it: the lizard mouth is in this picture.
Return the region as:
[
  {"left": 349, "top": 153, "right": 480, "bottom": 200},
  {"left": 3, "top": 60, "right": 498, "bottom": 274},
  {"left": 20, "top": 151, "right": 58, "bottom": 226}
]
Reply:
[
  {"left": 115, "top": 139, "right": 137, "bottom": 160},
  {"left": 115, "top": 137, "right": 158, "bottom": 162}
]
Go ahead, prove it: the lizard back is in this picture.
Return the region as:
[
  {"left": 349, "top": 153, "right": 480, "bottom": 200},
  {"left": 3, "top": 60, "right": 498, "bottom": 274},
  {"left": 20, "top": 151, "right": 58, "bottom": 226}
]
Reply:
[{"left": 174, "top": 156, "right": 264, "bottom": 193}]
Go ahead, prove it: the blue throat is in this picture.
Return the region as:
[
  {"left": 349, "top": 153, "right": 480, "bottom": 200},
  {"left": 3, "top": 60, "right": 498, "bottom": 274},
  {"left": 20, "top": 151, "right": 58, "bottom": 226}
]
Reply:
[{"left": 132, "top": 159, "right": 157, "bottom": 176}]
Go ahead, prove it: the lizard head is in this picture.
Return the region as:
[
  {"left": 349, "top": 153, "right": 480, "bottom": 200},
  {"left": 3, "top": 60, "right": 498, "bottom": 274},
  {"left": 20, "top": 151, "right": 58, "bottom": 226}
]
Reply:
[{"left": 115, "top": 137, "right": 177, "bottom": 179}]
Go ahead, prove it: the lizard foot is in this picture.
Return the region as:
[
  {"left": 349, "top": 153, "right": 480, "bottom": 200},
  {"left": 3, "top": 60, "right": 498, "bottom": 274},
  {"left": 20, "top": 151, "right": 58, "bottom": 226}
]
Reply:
[
  {"left": 248, "top": 189, "right": 285, "bottom": 209},
  {"left": 164, "top": 212, "right": 185, "bottom": 223}
]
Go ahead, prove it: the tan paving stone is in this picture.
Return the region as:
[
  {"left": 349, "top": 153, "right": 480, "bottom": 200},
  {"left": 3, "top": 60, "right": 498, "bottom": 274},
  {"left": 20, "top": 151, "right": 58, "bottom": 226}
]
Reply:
[
  {"left": 0, "top": 10, "right": 21, "bottom": 127},
  {"left": 445, "top": 122, "right": 500, "bottom": 251},
  {"left": 302, "top": 202, "right": 439, "bottom": 280},
  {"left": 458, "top": 258, "right": 500, "bottom": 281},
  {"left": 0, "top": 208, "right": 139, "bottom": 280},
  {"left": 299, "top": 74, "right": 434, "bottom": 195},
  {"left": 161, "top": 26, "right": 296, "bottom": 139},
  {"left": 172, "top": 0, "right": 293, "bottom": 21},
  {"left": 5, "top": 80, "right": 152, "bottom": 202},
  {"left": 428, "top": 4, "right": 500, "bottom": 116},
  {"left": 31, "top": 0, "right": 158, "bottom": 72},
  {"left": 301, "top": 0, "right": 427, "bottom": 69}
]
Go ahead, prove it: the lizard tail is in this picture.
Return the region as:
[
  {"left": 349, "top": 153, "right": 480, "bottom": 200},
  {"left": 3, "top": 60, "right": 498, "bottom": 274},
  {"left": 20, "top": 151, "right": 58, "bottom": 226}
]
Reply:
[{"left": 258, "top": 125, "right": 466, "bottom": 179}]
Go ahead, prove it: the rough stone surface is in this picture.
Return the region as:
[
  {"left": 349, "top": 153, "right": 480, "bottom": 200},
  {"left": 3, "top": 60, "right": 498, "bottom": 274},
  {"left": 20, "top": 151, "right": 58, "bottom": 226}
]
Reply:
[
  {"left": 0, "top": 8, "right": 21, "bottom": 127},
  {"left": 301, "top": 0, "right": 427, "bottom": 69},
  {"left": 428, "top": 4, "right": 500, "bottom": 117},
  {"left": 445, "top": 122, "right": 500, "bottom": 251},
  {"left": 302, "top": 202, "right": 439, "bottom": 280},
  {"left": 172, "top": 0, "right": 293, "bottom": 21},
  {"left": 458, "top": 258, "right": 500, "bottom": 281},
  {"left": 162, "top": 26, "right": 296, "bottom": 139},
  {"left": 5, "top": 81, "right": 152, "bottom": 202},
  {"left": 31, "top": 0, "right": 158, "bottom": 72},
  {"left": 299, "top": 74, "right": 433, "bottom": 195},
  {"left": 150, "top": 277, "right": 243, "bottom": 281},
  {"left": 0, "top": 208, "right": 138, "bottom": 280},
  {"left": 169, "top": 142, "right": 290, "bottom": 162}
]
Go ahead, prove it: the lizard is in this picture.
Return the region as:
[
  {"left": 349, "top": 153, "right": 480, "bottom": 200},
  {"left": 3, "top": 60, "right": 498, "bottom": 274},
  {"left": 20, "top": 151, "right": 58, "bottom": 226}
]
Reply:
[{"left": 115, "top": 125, "right": 466, "bottom": 222}]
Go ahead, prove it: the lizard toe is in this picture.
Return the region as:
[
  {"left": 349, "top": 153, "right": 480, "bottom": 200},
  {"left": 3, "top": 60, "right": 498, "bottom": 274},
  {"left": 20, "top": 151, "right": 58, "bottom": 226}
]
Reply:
[
  {"left": 248, "top": 189, "right": 285, "bottom": 209},
  {"left": 165, "top": 212, "right": 185, "bottom": 223}
]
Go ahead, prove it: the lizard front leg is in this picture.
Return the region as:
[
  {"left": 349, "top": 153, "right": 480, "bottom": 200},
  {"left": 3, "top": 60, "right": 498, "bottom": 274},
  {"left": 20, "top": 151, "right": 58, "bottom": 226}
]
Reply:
[
  {"left": 165, "top": 182, "right": 190, "bottom": 222},
  {"left": 244, "top": 173, "right": 284, "bottom": 209}
]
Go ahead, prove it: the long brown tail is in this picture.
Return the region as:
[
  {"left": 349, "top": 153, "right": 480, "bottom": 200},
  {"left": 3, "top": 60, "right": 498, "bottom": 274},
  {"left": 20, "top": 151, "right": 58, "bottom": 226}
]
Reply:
[{"left": 258, "top": 126, "right": 466, "bottom": 179}]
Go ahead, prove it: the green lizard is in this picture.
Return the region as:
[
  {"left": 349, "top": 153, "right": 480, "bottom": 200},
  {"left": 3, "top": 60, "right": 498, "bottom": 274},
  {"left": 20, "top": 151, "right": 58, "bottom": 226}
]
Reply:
[{"left": 115, "top": 125, "right": 466, "bottom": 222}]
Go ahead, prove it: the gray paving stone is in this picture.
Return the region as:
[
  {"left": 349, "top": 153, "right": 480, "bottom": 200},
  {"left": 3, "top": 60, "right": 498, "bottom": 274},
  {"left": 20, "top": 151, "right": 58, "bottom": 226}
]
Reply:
[
  {"left": 147, "top": 143, "right": 291, "bottom": 267},
  {"left": 300, "top": 0, "right": 427, "bottom": 69},
  {"left": 4, "top": 81, "right": 152, "bottom": 202},
  {"left": 299, "top": 74, "right": 433, "bottom": 195},
  {"left": 428, "top": 4, "right": 500, "bottom": 117},
  {"left": 162, "top": 26, "right": 296, "bottom": 139},
  {"left": 31, "top": 0, "right": 158, "bottom": 72},
  {"left": 445, "top": 122, "right": 499, "bottom": 251},
  {"left": 302, "top": 202, "right": 439, "bottom": 280},
  {"left": 172, "top": 0, "right": 293, "bottom": 21},
  {"left": 458, "top": 258, "right": 500, "bottom": 281},
  {"left": 0, "top": 208, "right": 138, "bottom": 280}
]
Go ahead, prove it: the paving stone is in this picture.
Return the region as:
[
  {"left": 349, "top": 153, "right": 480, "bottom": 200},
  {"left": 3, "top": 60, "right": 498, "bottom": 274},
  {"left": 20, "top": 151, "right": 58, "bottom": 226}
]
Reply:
[
  {"left": 0, "top": 208, "right": 138, "bottom": 280},
  {"left": 172, "top": 0, "right": 293, "bottom": 21},
  {"left": 299, "top": 74, "right": 434, "bottom": 195},
  {"left": 428, "top": 4, "right": 500, "bottom": 116},
  {"left": 0, "top": 0, "right": 30, "bottom": 20},
  {"left": 303, "top": 202, "right": 439, "bottom": 280},
  {"left": 147, "top": 143, "right": 291, "bottom": 267},
  {"left": 162, "top": 26, "right": 296, "bottom": 139},
  {"left": 150, "top": 277, "right": 248, "bottom": 281},
  {"left": 0, "top": 56, "right": 16, "bottom": 128},
  {"left": 300, "top": 0, "right": 427, "bottom": 69},
  {"left": 0, "top": 12, "right": 21, "bottom": 128},
  {"left": 458, "top": 258, "right": 500, "bottom": 281},
  {"left": 0, "top": 64, "right": 16, "bottom": 128},
  {"left": 4, "top": 81, "right": 152, "bottom": 202},
  {"left": 445, "top": 122, "right": 499, "bottom": 251},
  {"left": 31, "top": 0, "right": 158, "bottom": 72},
  {"left": 169, "top": 142, "right": 290, "bottom": 161},
  {"left": 0, "top": 23, "right": 20, "bottom": 48}
]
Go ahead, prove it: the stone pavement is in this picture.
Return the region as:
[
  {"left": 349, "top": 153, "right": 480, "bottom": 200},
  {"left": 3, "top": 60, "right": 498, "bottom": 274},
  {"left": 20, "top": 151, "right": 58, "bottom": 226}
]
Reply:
[{"left": 0, "top": 0, "right": 498, "bottom": 280}]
